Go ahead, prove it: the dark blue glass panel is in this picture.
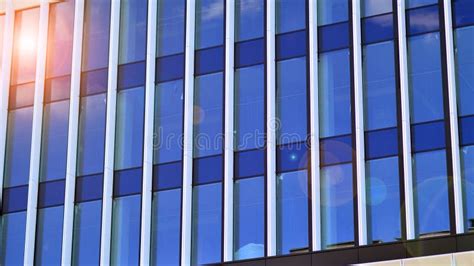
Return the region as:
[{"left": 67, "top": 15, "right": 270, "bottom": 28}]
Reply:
[
  {"left": 153, "top": 161, "right": 183, "bottom": 191},
  {"left": 365, "top": 127, "right": 399, "bottom": 159},
  {"left": 117, "top": 61, "right": 146, "bottom": 90},
  {"left": 407, "top": 0, "right": 437, "bottom": 9},
  {"left": 277, "top": 142, "right": 308, "bottom": 173},
  {"left": 362, "top": 0, "right": 392, "bottom": 17},
  {"left": 411, "top": 121, "right": 446, "bottom": 152},
  {"left": 195, "top": 46, "right": 224, "bottom": 75},
  {"left": 461, "top": 145, "right": 474, "bottom": 232},
  {"left": 454, "top": 0, "right": 474, "bottom": 28},
  {"left": 75, "top": 174, "right": 103, "bottom": 203},
  {"left": 276, "top": 0, "right": 306, "bottom": 33},
  {"left": 318, "top": 22, "right": 349, "bottom": 52},
  {"left": 82, "top": 0, "right": 111, "bottom": 71},
  {"left": 72, "top": 200, "right": 101, "bottom": 265},
  {"left": 38, "top": 180, "right": 65, "bottom": 208},
  {"left": 362, "top": 14, "right": 394, "bottom": 44},
  {"left": 460, "top": 116, "right": 474, "bottom": 146},
  {"left": 0, "top": 212, "right": 26, "bottom": 265},
  {"left": 156, "top": 53, "right": 184, "bottom": 82},
  {"left": 9, "top": 82, "right": 35, "bottom": 109},
  {"left": 44, "top": 76, "right": 71, "bottom": 103},
  {"left": 406, "top": 5, "right": 439, "bottom": 36},
  {"left": 276, "top": 30, "right": 307, "bottom": 60},
  {"left": 114, "top": 168, "right": 143, "bottom": 197},
  {"left": 80, "top": 68, "right": 108, "bottom": 96},
  {"left": 156, "top": 0, "right": 186, "bottom": 57},
  {"left": 320, "top": 135, "right": 353, "bottom": 166},
  {"left": 193, "top": 155, "right": 223, "bottom": 185},
  {"left": 35, "top": 206, "right": 64, "bottom": 265},
  {"left": 235, "top": 149, "right": 265, "bottom": 179},
  {"left": 235, "top": 38, "right": 265, "bottom": 68},
  {"left": 2, "top": 185, "right": 28, "bottom": 213},
  {"left": 235, "top": 0, "right": 264, "bottom": 41}
]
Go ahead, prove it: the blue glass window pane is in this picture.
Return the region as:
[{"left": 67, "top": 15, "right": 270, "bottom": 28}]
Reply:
[
  {"left": 363, "top": 41, "right": 397, "bottom": 130},
  {"left": 0, "top": 16, "right": 3, "bottom": 74},
  {"left": 454, "top": 26, "right": 474, "bottom": 117},
  {"left": 156, "top": 54, "right": 184, "bottom": 82},
  {"left": 154, "top": 80, "right": 184, "bottom": 164},
  {"left": 277, "top": 142, "right": 308, "bottom": 172},
  {"left": 115, "top": 87, "right": 145, "bottom": 170},
  {"left": 193, "top": 72, "right": 224, "bottom": 157},
  {"left": 319, "top": 49, "right": 352, "bottom": 138},
  {"left": 277, "top": 57, "right": 307, "bottom": 145},
  {"left": 276, "top": 0, "right": 306, "bottom": 33},
  {"left": 111, "top": 195, "right": 141, "bottom": 265},
  {"left": 156, "top": 0, "right": 185, "bottom": 57},
  {"left": 35, "top": 206, "right": 64, "bottom": 265},
  {"left": 75, "top": 174, "right": 103, "bottom": 202},
  {"left": 320, "top": 135, "right": 353, "bottom": 166},
  {"left": 38, "top": 180, "right": 65, "bottom": 208},
  {"left": 119, "top": 0, "right": 147, "bottom": 64},
  {"left": 461, "top": 146, "right": 474, "bottom": 232},
  {"left": 276, "top": 30, "right": 307, "bottom": 60},
  {"left": 235, "top": 0, "right": 264, "bottom": 41},
  {"left": 151, "top": 189, "right": 182, "bottom": 266},
  {"left": 453, "top": 0, "right": 474, "bottom": 28},
  {"left": 45, "top": 76, "right": 71, "bottom": 103},
  {"left": 365, "top": 128, "right": 399, "bottom": 159},
  {"left": 114, "top": 168, "right": 143, "bottom": 197},
  {"left": 195, "top": 0, "right": 224, "bottom": 49},
  {"left": 77, "top": 93, "right": 107, "bottom": 176},
  {"left": 321, "top": 163, "right": 354, "bottom": 249},
  {"left": 4, "top": 107, "right": 33, "bottom": 187},
  {"left": 362, "top": 14, "right": 394, "bottom": 44},
  {"left": 82, "top": 0, "right": 111, "bottom": 71},
  {"left": 235, "top": 38, "right": 265, "bottom": 68},
  {"left": 234, "top": 176, "right": 265, "bottom": 260},
  {"left": 460, "top": 116, "right": 474, "bottom": 146},
  {"left": 235, "top": 64, "right": 265, "bottom": 150},
  {"left": 72, "top": 200, "right": 102, "bottom": 266},
  {"left": 366, "top": 157, "right": 402, "bottom": 243},
  {"left": 9, "top": 82, "right": 35, "bottom": 109},
  {"left": 2, "top": 185, "right": 28, "bottom": 213},
  {"left": 118, "top": 61, "right": 146, "bottom": 90},
  {"left": 193, "top": 155, "right": 223, "bottom": 185},
  {"left": 153, "top": 161, "right": 182, "bottom": 191},
  {"left": 407, "top": 5, "right": 440, "bottom": 36},
  {"left": 40, "top": 101, "right": 69, "bottom": 181},
  {"left": 413, "top": 150, "right": 450, "bottom": 236},
  {"left": 80, "top": 68, "right": 108, "bottom": 96},
  {"left": 235, "top": 149, "right": 265, "bottom": 179},
  {"left": 0, "top": 212, "right": 26, "bottom": 265},
  {"left": 276, "top": 170, "right": 309, "bottom": 255},
  {"left": 362, "top": 0, "right": 392, "bottom": 17},
  {"left": 406, "top": 0, "right": 438, "bottom": 9},
  {"left": 411, "top": 121, "right": 446, "bottom": 152},
  {"left": 408, "top": 32, "right": 444, "bottom": 123},
  {"left": 195, "top": 46, "right": 224, "bottom": 75},
  {"left": 191, "top": 183, "right": 222, "bottom": 265},
  {"left": 318, "top": 0, "right": 348, "bottom": 25},
  {"left": 318, "top": 22, "right": 350, "bottom": 52}
]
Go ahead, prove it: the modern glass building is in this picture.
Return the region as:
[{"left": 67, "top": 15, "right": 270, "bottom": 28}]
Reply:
[{"left": 0, "top": 0, "right": 473, "bottom": 265}]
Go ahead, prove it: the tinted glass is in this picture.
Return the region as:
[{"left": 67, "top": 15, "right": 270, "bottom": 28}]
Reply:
[
  {"left": 0, "top": 212, "right": 26, "bottom": 265},
  {"left": 82, "top": 0, "right": 111, "bottom": 71},
  {"left": 362, "top": 14, "right": 394, "bottom": 44},
  {"left": 72, "top": 201, "right": 102, "bottom": 266},
  {"left": 276, "top": 0, "right": 306, "bottom": 33},
  {"left": 454, "top": 26, "right": 474, "bottom": 117},
  {"left": 318, "top": 0, "right": 348, "bottom": 25},
  {"left": 195, "top": 0, "right": 224, "bottom": 49},
  {"left": 157, "top": 0, "right": 186, "bottom": 56},
  {"left": 406, "top": 5, "right": 439, "bottom": 35},
  {"left": 362, "top": 0, "right": 392, "bottom": 17},
  {"left": 461, "top": 146, "right": 474, "bottom": 232},
  {"left": 0, "top": 15, "right": 4, "bottom": 74},
  {"left": 406, "top": 0, "right": 437, "bottom": 9},
  {"left": 35, "top": 206, "right": 64, "bottom": 266},
  {"left": 119, "top": 0, "right": 147, "bottom": 64},
  {"left": 235, "top": 0, "right": 264, "bottom": 41}
]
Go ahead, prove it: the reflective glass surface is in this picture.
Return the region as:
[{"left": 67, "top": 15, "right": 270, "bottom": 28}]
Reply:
[
  {"left": 195, "top": 46, "right": 225, "bottom": 75},
  {"left": 318, "top": 0, "right": 348, "bottom": 26},
  {"left": 461, "top": 146, "right": 474, "bottom": 232},
  {"left": 35, "top": 206, "right": 64, "bottom": 266},
  {"left": 235, "top": 0, "right": 264, "bottom": 41},
  {"left": 195, "top": 0, "right": 224, "bottom": 49},
  {"left": 2, "top": 185, "right": 28, "bottom": 213},
  {"left": 72, "top": 200, "right": 102, "bottom": 266},
  {"left": 156, "top": 0, "right": 185, "bottom": 56},
  {"left": 75, "top": 174, "right": 103, "bottom": 202},
  {"left": 156, "top": 53, "right": 185, "bottom": 82},
  {"left": 235, "top": 38, "right": 265, "bottom": 67},
  {"left": 0, "top": 212, "right": 26, "bottom": 265},
  {"left": 9, "top": 82, "right": 35, "bottom": 109},
  {"left": 153, "top": 162, "right": 183, "bottom": 190},
  {"left": 454, "top": 26, "right": 474, "bottom": 117},
  {"left": 362, "top": 0, "right": 392, "bottom": 17},
  {"left": 0, "top": 15, "right": 4, "bottom": 74},
  {"left": 453, "top": 0, "right": 474, "bottom": 28},
  {"left": 276, "top": 30, "right": 307, "bottom": 60},
  {"left": 318, "top": 22, "right": 350, "bottom": 52},
  {"left": 406, "top": 5, "right": 439, "bottom": 36},
  {"left": 119, "top": 0, "right": 147, "bottom": 64},
  {"left": 362, "top": 14, "right": 394, "bottom": 44},
  {"left": 320, "top": 135, "right": 353, "bottom": 166},
  {"left": 114, "top": 168, "right": 143, "bottom": 197},
  {"left": 406, "top": 0, "right": 437, "bottom": 9},
  {"left": 276, "top": 0, "right": 306, "bottom": 33},
  {"left": 82, "top": 0, "right": 111, "bottom": 71},
  {"left": 38, "top": 180, "right": 66, "bottom": 208}
]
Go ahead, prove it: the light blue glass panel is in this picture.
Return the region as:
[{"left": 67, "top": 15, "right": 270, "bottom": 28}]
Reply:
[
  {"left": 35, "top": 206, "right": 64, "bottom": 266},
  {"left": 115, "top": 87, "right": 145, "bottom": 170},
  {"left": 321, "top": 163, "right": 354, "bottom": 249},
  {"left": 82, "top": 0, "right": 111, "bottom": 71},
  {"left": 119, "top": 0, "right": 147, "bottom": 64},
  {"left": 151, "top": 189, "right": 181, "bottom": 266},
  {"left": 40, "top": 100, "right": 69, "bottom": 181},
  {"left": 408, "top": 32, "right": 444, "bottom": 124},
  {"left": 191, "top": 183, "right": 222, "bottom": 265},
  {"left": 0, "top": 15, "right": 4, "bottom": 74},
  {"left": 460, "top": 146, "right": 474, "bottom": 232},
  {"left": 72, "top": 200, "right": 102, "bottom": 266},
  {"left": 318, "top": 0, "right": 348, "bottom": 26},
  {"left": 235, "top": 65, "right": 265, "bottom": 150},
  {"left": 154, "top": 80, "right": 183, "bottom": 164},
  {"left": 193, "top": 72, "right": 223, "bottom": 158},
  {"left": 0, "top": 212, "right": 26, "bottom": 265},
  {"left": 4, "top": 107, "right": 33, "bottom": 187},
  {"left": 319, "top": 49, "right": 352, "bottom": 138},
  {"left": 276, "top": 0, "right": 306, "bottom": 34},
  {"left": 413, "top": 150, "right": 450, "bottom": 236},
  {"left": 363, "top": 41, "right": 397, "bottom": 131},
  {"left": 234, "top": 176, "right": 265, "bottom": 260},
  {"left": 111, "top": 195, "right": 141, "bottom": 265},
  {"left": 195, "top": 0, "right": 224, "bottom": 49},
  {"left": 276, "top": 170, "right": 308, "bottom": 255},
  {"left": 366, "top": 157, "right": 401, "bottom": 243},
  {"left": 277, "top": 57, "right": 307, "bottom": 145},
  {"left": 406, "top": 0, "right": 438, "bottom": 9},
  {"left": 235, "top": 0, "right": 264, "bottom": 41},
  {"left": 362, "top": 0, "right": 392, "bottom": 17},
  {"left": 455, "top": 26, "right": 474, "bottom": 117},
  {"left": 157, "top": 0, "right": 186, "bottom": 56},
  {"left": 77, "top": 93, "right": 107, "bottom": 176}
]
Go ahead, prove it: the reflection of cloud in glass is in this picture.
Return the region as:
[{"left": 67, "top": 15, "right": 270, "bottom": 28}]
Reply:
[
  {"left": 238, "top": 0, "right": 263, "bottom": 14},
  {"left": 410, "top": 12, "right": 439, "bottom": 31},
  {"left": 201, "top": 0, "right": 224, "bottom": 22}
]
